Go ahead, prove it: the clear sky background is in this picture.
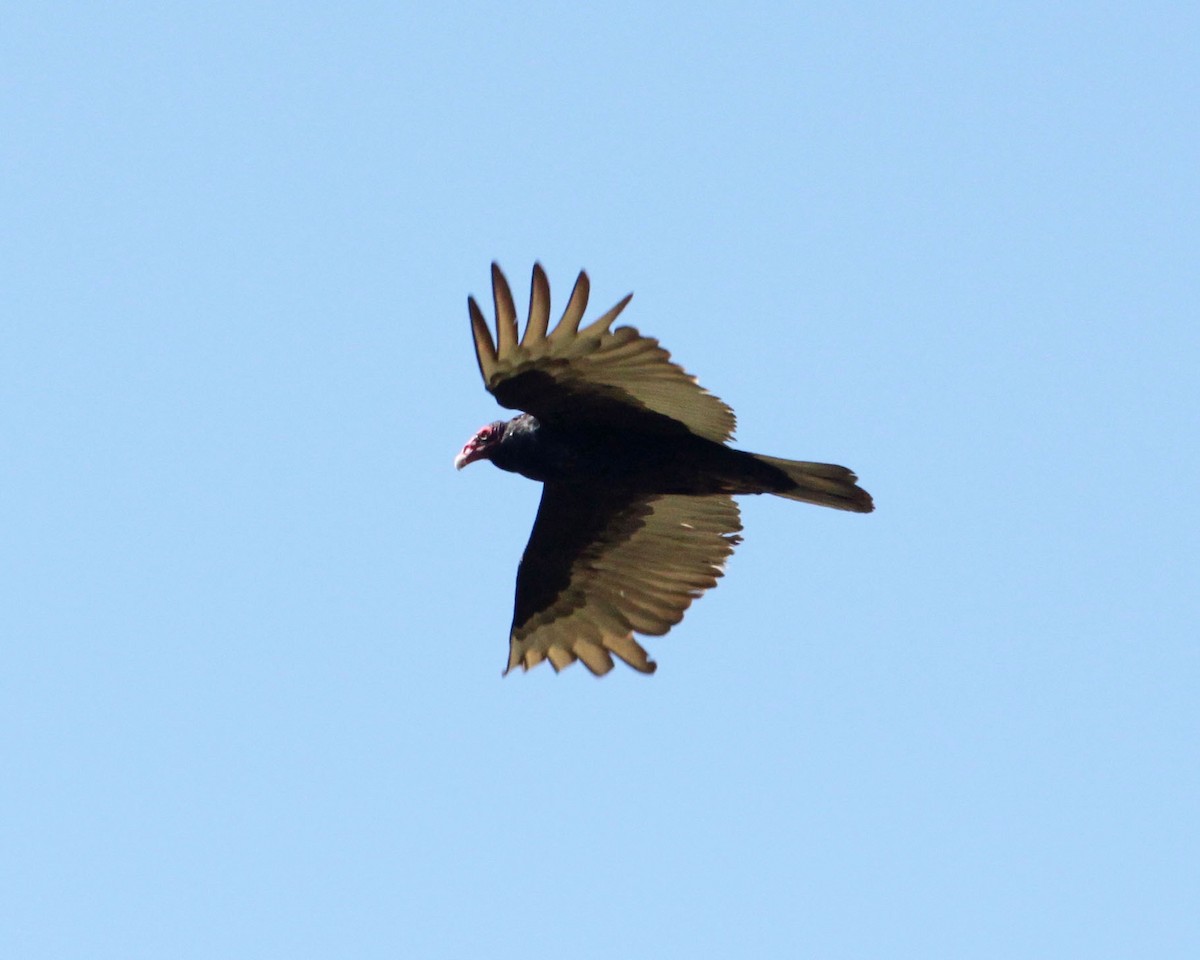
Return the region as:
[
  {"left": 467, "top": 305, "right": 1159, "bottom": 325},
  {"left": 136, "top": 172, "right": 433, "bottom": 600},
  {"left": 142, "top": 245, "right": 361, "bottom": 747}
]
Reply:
[{"left": 3, "top": 2, "right": 1197, "bottom": 957}]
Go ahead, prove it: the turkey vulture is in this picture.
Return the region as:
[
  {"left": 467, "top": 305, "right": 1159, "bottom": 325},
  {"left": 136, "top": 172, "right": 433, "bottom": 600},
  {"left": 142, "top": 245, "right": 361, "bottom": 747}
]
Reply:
[{"left": 456, "top": 263, "right": 873, "bottom": 676}]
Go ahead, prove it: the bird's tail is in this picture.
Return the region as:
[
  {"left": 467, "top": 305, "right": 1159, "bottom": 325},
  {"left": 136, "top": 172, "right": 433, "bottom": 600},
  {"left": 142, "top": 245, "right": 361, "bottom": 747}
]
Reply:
[{"left": 753, "top": 454, "right": 874, "bottom": 513}]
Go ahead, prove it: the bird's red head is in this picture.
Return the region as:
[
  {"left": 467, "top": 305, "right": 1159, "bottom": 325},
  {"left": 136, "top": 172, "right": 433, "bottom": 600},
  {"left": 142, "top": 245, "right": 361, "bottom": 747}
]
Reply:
[{"left": 455, "top": 421, "right": 505, "bottom": 470}]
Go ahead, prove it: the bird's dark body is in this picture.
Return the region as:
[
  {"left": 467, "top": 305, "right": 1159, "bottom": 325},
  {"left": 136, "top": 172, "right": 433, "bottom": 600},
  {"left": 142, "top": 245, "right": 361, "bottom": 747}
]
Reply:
[{"left": 490, "top": 413, "right": 791, "bottom": 497}]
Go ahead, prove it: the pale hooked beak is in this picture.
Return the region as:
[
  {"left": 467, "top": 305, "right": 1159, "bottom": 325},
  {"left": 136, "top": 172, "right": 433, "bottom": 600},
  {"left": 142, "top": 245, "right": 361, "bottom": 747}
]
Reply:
[{"left": 454, "top": 442, "right": 483, "bottom": 470}]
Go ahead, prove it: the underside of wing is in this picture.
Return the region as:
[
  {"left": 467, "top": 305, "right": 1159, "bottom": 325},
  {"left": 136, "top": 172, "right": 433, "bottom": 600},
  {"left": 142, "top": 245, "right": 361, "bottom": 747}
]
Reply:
[
  {"left": 507, "top": 486, "right": 743, "bottom": 676},
  {"left": 469, "top": 263, "right": 737, "bottom": 443}
]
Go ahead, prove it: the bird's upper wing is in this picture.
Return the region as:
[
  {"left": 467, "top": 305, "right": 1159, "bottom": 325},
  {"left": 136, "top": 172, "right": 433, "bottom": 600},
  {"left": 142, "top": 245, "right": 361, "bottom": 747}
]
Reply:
[
  {"left": 507, "top": 483, "right": 743, "bottom": 675},
  {"left": 469, "top": 263, "right": 736, "bottom": 442}
]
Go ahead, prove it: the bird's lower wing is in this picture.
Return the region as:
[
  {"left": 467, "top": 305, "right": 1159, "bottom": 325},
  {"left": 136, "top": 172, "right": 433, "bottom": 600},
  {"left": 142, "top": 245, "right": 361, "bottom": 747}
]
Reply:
[{"left": 508, "top": 485, "right": 743, "bottom": 676}]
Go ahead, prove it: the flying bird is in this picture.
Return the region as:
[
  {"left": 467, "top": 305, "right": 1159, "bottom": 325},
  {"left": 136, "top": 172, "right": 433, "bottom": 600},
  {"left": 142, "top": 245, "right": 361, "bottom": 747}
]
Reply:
[{"left": 456, "top": 264, "right": 873, "bottom": 676}]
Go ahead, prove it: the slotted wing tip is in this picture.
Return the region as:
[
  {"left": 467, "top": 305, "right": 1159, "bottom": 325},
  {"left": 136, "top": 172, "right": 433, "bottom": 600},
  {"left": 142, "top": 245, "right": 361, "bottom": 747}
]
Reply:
[
  {"left": 524, "top": 262, "right": 551, "bottom": 345},
  {"left": 504, "top": 621, "right": 659, "bottom": 677},
  {"left": 546, "top": 646, "right": 575, "bottom": 671},
  {"left": 615, "top": 645, "right": 657, "bottom": 674},
  {"left": 574, "top": 640, "right": 616, "bottom": 675},
  {"left": 579, "top": 291, "right": 634, "bottom": 336},
  {"left": 468, "top": 295, "right": 498, "bottom": 381},
  {"left": 491, "top": 263, "right": 518, "bottom": 355},
  {"left": 502, "top": 644, "right": 657, "bottom": 677},
  {"left": 550, "top": 270, "right": 591, "bottom": 340}
]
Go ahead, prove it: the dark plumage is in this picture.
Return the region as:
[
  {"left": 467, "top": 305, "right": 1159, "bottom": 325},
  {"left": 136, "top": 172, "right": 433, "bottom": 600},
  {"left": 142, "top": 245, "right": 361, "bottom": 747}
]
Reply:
[{"left": 456, "top": 263, "right": 873, "bottom": 675}]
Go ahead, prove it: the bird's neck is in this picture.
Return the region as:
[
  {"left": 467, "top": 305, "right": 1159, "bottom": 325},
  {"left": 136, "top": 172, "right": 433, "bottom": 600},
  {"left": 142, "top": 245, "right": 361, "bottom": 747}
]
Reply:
[{"left": 490, "top": 415, "right": 564, "bottom": 482}]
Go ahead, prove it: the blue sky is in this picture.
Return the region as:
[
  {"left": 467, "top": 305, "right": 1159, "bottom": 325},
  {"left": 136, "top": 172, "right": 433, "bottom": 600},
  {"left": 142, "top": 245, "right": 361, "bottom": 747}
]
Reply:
[{"left": 3, "top": 2, "right": 1197, "bottom": 957}]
